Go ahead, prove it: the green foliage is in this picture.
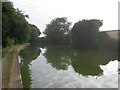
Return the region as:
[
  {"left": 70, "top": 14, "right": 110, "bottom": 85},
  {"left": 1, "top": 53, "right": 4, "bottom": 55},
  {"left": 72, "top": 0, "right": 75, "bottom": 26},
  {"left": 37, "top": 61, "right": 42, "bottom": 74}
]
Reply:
[
  {"left": 43, "top": 18, "right": 117, "bottom": 51},
  {"left": 2, "top": 54, "right": 14, "bottom": 88},
  {"left": 2, "top": 2, "right": 41, "bottom": 47},
  {"left": 6, "top": 37, "right": 15, "bottom": 46},
  {"left": 69, "top": 19, "right": 117, "bottom": 51},
  {"left": 2, "top": 2, "right": 30, "bottom": 47},
  {"left": 44, "top": 17, "right": 71, "bottom": 45},
  {"left": 2, "top": 46, "right": 12, "bottom": 58},
  {"left": 2, "top": 2, "right": 117, "bottom": 52},
  {"left": 71, "top": 19, "right": 103, "bottom": 49},
  {"left": 0, "top": 3, "right": 2, "bottom": 45},
  {"left": 29, "top": 24, "right": 41, "bottom": 43}
]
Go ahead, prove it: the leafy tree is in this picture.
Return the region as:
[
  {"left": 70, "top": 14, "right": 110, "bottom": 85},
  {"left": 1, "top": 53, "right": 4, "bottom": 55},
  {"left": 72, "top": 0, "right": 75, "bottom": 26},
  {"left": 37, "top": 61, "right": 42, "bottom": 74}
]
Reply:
[
  {"left": 71, "top": 19, "right": 103, "bottom": 49},
  {"left": 2, "top": 2, "right": 30, "bottom": 47},
  {"left": 2, "top": 2, "right": 15, "bottom": 47},
  {"left": 11, "top": 8, "right": 30, "bottom": 44},
  {"left": 0, "top": 3, "right": 2, "bottom": 44},
  {"left": 44, "top": 17, "right": 71, "bottom": 45},
  {"left": 29, "top": 24, "right": 41, "bottom": 43},
  {"left": 2, "top": 2, "right": 40, "bottom": 47}
]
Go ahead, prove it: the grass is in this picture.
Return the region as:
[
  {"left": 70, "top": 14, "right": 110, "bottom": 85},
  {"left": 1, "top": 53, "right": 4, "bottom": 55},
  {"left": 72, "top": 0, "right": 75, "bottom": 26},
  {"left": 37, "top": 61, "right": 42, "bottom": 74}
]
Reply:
[
  {"left": 2, "top": 46, "right": 13, "bottom": 59},
  {"left": 2, "top": 44, "right": 29, "bottom": 88},
  {"left": 2, "top": 53, "right": 14, "bottom": 88},
  {"left": 0, "top": 45, "right": 1, "bottom": 61}
]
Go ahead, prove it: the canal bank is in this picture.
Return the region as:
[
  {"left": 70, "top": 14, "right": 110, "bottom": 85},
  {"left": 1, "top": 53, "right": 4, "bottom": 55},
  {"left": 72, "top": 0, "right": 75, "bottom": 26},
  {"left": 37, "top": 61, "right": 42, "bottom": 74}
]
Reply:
[{"left": 2, "top": 43, "right": 29, "bottom": 88}]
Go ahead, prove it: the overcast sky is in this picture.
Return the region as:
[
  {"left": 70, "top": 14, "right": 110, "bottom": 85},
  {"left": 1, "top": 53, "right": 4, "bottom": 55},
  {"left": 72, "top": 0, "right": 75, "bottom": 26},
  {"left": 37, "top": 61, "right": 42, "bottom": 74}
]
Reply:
[{"left": 10, "top": 0, "right": 119, "bottom": 32}]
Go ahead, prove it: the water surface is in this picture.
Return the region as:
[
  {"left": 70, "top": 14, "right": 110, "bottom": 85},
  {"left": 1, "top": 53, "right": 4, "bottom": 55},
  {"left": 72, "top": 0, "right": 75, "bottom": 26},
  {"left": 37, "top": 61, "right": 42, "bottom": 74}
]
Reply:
[{"left": 19, "top": 45, "right": 118, "bottom": 88}]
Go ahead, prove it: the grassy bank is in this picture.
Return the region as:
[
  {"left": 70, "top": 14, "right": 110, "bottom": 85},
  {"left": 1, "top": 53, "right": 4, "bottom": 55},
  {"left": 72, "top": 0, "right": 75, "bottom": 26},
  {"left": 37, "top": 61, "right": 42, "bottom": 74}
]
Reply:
[
  {"left": 0, "top": 46, "right": 1, "bottom": 61},
  {"left": 2, "top": 53, "right": 14, "bottom": 87},
  {"left": 2, "top": 43, "right": 29, "bottom": 88},
  {"left": 2, "top": 46, "right": 13, "bottom": 58}
]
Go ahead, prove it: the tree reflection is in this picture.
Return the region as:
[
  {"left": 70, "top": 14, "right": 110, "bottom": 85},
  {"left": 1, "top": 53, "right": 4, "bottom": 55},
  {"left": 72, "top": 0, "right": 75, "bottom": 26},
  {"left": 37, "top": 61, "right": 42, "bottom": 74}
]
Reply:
[
  {"left": 71, "top": 50, "right": 117, "bottom": 76},
  {"left": 44, "top": 46, "right": 71, "bottom": 70},
  {"left": 44, "top": 46, "right": 117, "bottom": 76},
  {"left": 19, "top": 44, "right": 41, "bottom": 88}
]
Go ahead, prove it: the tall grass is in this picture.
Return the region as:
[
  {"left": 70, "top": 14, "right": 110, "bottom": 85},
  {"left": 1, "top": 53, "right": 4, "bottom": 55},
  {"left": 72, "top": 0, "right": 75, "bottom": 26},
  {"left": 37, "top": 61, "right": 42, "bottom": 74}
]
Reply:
[{"left": 2, "top": 53, "right": 14, "bottom": 88}]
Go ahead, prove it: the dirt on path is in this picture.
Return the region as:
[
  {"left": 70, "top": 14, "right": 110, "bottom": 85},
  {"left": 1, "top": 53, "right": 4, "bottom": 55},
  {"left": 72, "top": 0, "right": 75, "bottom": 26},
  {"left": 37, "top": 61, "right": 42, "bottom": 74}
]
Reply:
[{"left": 2, "top": 43, "right": 29, "bottom": 88}]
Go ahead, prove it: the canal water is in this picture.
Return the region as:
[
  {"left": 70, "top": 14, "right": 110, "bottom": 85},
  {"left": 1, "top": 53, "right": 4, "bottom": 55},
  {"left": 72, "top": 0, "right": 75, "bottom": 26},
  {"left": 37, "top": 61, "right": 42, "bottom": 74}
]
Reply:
[{"left": 19, "top": 45, "right": 118, "bottom": 88}]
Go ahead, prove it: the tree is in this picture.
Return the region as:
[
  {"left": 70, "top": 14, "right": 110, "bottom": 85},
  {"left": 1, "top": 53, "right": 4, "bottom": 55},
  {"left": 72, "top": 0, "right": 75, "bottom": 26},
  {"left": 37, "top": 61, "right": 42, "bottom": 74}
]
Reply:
[
  {"left": 11, "top": 8, "right": 30, "bottom": 44},
  {"left": 0, "top": 3, "right": 2, "bottom": 45},
  {"left": 44, "top": 17, "right": 71, "bottom": 45},
  {"left": 71, "top": 19, "right": 103, "bottom": 49},
  {"left": 2, "top": 2, "right": 31, "bottom": 47},
  {"left": 2, "top": 2, "right": 15, "bottom": 47},
  {"left": 29, "top": 24, "right": 41, "bottom": 43}
]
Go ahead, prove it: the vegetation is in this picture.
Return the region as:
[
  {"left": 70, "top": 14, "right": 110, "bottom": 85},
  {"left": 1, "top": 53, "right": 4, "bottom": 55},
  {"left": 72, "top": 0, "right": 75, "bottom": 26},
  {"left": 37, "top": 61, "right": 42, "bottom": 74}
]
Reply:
[
  {"left": 19, "top": 45, "right": 41, "bottom": 88},
  {"left": 0, "top": 6, "right": 1, "bottom": 59},
  {"left": 44, "top": 17, "right": 71, "bottom": 45},
  {"left": 29, "top": 24, "right": 41, "bottom": 43},
  {"left": 0, "top": 46, "right": 2, "bottom": 60},
  {"left": 2, "top": 2, "right": 41, "bottom": 88},
  {"left": 2, "top": 53, "right": 14, "bottom": 88},
  {"left": 2, "top": 45, "right": 13, "bottom": 57},
  {"left": 2, "top": 2, "right": 117, "bottom": 51},
  {"left": 44, "top": 18, "right": 117, "bottom": 51},
  {"left": 2, "top": 2, "right": 118, "bottom": 88},
  {"left": 71, "top": 19, "right": 103, "bottom": 49},
  {"left": 2, "top": 2, "right": 41, "bottom": 48}
]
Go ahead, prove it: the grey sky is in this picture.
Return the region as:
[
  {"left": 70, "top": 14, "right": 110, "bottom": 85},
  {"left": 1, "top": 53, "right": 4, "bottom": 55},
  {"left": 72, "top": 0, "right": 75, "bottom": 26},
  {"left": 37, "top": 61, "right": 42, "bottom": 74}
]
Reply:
[{"left": 10, "top": 0, "right": 119, "bottom": 33}]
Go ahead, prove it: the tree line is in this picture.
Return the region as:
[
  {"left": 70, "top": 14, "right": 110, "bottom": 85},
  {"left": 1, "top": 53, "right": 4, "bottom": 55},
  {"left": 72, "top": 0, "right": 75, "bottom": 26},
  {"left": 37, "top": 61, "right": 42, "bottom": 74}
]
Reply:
[
  {"left": 2, "top": 2, "right": 41, "bottom": 47},
  {"left": 2, "top": 2, "right": 118, "bottom": 51},
  {"left": 44, "top": 17, "right": 117, "bottom": 50}
]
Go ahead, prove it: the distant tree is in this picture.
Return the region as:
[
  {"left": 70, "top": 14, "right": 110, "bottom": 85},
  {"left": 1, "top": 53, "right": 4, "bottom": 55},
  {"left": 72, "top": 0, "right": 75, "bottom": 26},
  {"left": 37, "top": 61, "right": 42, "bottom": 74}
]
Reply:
[
  {"left": 29, "top": 24, "right": 41, "bottom": 43},
  {"left": 44, "top": 17, "right": 71, "bottom": 45},
  {"left": 71, "top": 19, "right": 103, "bottom": 49}
]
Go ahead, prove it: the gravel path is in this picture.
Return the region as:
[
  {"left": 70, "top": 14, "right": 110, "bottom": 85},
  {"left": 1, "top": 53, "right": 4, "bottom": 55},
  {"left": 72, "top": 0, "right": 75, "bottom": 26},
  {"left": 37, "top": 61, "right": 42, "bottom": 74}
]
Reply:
[{"left": 2, "top": 44, "right": 29, "bottom": 88}]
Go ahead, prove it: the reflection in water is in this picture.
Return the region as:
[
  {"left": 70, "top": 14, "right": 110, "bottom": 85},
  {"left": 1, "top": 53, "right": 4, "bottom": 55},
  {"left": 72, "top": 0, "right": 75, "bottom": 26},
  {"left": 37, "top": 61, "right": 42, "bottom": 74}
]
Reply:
[
  {"left": 19, "top": 45, "right": 41, "bottom": 88},
  {"left": 71, "top": 51, "right": 116, "bottom": 76},
  {"left": 118, "top": 59, "right": 120, "bottom": 90},
  {"left": 44, "top": 46, "right": 71, "bottom": 70},
  {"left": 19, "top": 45, "right": 118, "bottom": 88},
  {"left": 44, "top": 46, "right": 117, "bottom": 76}
]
